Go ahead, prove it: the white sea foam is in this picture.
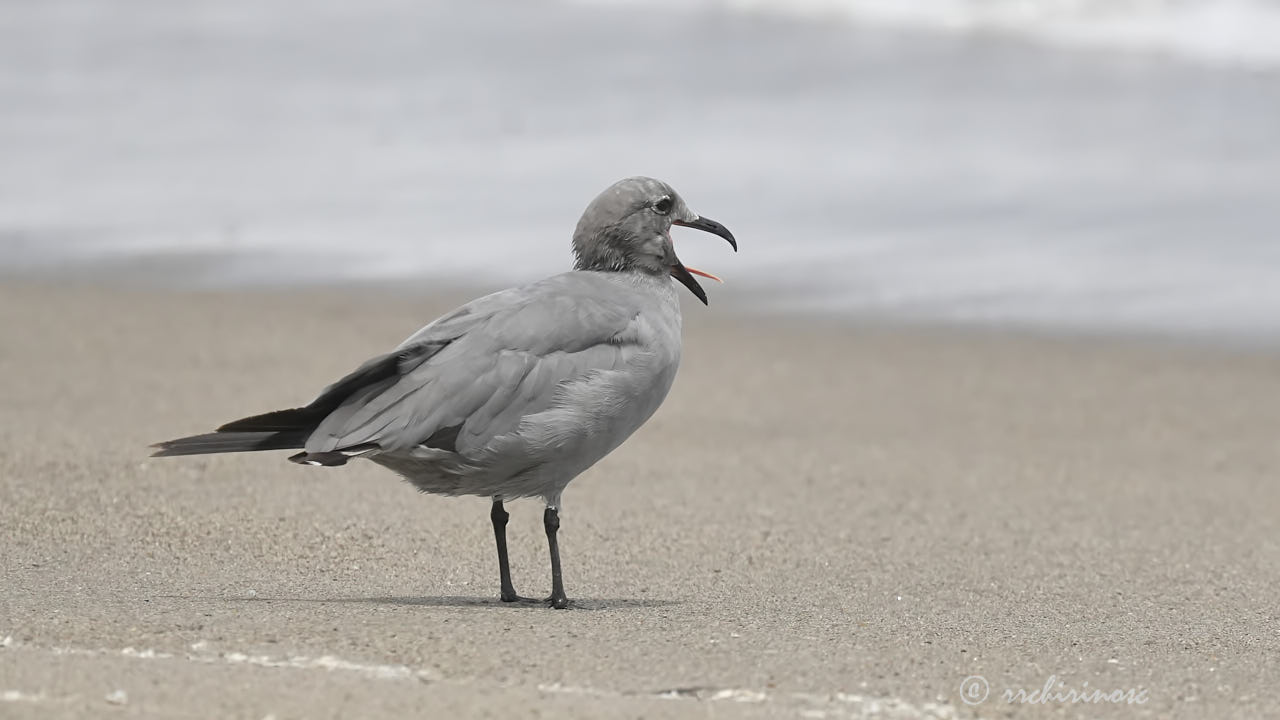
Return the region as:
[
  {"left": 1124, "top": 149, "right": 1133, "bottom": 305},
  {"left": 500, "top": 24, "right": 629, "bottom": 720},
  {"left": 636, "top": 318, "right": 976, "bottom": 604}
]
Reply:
[{"left": 580, "top": 0, "right": 1280, "bottom": 68}]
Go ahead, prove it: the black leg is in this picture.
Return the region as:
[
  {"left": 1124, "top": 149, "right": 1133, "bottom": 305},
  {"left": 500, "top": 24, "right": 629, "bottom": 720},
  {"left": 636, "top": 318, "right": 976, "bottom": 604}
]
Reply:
[
  {"left": 544, "top": 506, "right": 569, "bottom": 609},
  {"left": 491, "top": 499, "right": 520, "bottom": 602}
]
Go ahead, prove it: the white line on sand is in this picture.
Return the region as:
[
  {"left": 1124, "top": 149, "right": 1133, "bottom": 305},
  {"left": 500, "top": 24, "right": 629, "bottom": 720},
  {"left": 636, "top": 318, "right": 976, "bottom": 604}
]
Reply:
[
  {"left": 2, "top": 638, "right": 960, "bottom": 718},
  {"left": 29, "top": 640, "right": 437, "bottom": 683},
  {"left": 541, "top": 680, "right": 961, "bottom": 718},
  {"left": 2, "top": 690, "right": 48, "bottom": 703}
]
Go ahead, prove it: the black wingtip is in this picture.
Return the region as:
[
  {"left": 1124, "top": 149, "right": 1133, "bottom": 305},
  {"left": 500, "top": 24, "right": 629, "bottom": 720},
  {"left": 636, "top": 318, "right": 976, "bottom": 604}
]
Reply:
[
  {"left": 148, "top": 430, "right": 310, "bottom": 457},
  {"left": 216, "top": 407, "right": 319, "bottom": 433}
]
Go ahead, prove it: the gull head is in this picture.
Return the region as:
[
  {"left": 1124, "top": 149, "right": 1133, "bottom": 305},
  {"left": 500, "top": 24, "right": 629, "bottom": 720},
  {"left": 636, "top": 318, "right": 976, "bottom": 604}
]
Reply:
[{"left": 572, "top": 176, "right": 737, "bottom": 305}]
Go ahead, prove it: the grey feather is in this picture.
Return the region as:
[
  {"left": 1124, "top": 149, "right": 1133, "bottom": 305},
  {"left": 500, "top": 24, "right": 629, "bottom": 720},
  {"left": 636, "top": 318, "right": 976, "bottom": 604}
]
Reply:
[{"left": 305, "top": 273, "right": 654, "bottom": 459}]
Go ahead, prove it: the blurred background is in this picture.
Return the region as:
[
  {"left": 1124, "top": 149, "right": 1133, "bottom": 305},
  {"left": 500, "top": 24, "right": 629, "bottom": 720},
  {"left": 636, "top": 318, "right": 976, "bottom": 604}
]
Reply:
[{"left": 2, "top": 0, "right": 1278, "bottom": 340}]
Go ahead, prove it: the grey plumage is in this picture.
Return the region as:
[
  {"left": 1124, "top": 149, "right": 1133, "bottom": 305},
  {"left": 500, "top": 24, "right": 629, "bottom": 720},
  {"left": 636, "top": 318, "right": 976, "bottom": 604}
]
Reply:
[{"left": 153, "top": 176, "right": 737, "bottom": 608}]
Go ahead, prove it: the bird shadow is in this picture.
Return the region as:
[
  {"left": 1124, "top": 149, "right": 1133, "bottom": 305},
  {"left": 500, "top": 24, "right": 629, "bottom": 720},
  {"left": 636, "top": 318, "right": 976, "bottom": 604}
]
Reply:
[
  {"left": 344, "top": 595, "right": 679, "bottom": 611},
  {"left": 177, "top": 594, "right": 680, "bottom": 611}
]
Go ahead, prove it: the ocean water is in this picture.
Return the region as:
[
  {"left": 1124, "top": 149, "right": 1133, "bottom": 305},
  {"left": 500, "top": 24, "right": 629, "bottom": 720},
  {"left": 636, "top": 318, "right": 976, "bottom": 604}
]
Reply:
[
  {"left": 641, "top": 0, "right": 1280, "bottom": 69},
  {"left": 2, "top": 0, "right": 1278, "bottom": 340}
]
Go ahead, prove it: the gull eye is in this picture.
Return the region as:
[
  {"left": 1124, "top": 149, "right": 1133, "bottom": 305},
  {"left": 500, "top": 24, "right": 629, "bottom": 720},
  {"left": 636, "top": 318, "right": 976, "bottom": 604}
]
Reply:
[{"left": 652, "top": 196, "right": 673, "bottom": 215}]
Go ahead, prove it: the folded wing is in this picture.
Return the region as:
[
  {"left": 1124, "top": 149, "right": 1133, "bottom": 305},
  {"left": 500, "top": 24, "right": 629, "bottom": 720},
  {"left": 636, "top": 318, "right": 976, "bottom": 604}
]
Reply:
[{"left": 301, "top": 282, "right": 645, "bottom": 460}]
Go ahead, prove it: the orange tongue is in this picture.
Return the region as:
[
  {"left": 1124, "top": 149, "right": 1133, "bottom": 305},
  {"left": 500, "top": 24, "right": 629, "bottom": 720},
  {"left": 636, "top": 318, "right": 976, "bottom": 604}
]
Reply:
[{"left": 684, "top": 266, "right": 723, "bottom": 283}]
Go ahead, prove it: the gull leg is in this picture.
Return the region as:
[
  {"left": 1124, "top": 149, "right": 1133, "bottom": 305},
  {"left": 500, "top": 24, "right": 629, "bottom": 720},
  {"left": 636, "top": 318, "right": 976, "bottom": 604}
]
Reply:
[
  {"left": 544, "top": 506, "right": 569, "bottom": 609},
  {"left": 490, "top": 498, "right": 521, "bottom": 602}
]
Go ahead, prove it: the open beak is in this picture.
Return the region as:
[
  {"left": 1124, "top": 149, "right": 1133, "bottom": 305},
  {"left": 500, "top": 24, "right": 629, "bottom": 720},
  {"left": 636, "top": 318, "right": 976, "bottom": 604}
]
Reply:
[
  {"left": 673, "top": 215, "right": 738, "bottom": 251},
  {"left": 668, "top": 214, "right": 737, "bottom": 306},
  {"left": 670, "top": 263, "right": 710, "bottom": 305}
]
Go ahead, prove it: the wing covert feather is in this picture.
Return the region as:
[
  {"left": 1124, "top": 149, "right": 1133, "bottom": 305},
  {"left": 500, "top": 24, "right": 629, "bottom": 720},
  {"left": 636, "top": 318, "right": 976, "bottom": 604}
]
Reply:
[{"left": 304, "top": 274, "right": 648, "bottom": 456}]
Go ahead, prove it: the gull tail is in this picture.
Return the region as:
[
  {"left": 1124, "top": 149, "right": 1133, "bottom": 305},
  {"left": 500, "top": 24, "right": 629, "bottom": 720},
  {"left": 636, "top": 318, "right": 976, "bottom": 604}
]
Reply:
[
  {"left": 151, "top": 342, "right": 442, "bottom": 462},
  {"left": 150, "top": 407, "right": 320, "bottom": 457}
]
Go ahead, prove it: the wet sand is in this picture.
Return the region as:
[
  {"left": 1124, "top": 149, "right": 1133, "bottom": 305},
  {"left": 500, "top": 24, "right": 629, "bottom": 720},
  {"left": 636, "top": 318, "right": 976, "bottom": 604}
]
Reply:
[{"left": 2, "top": 282, "right": 1278, "bottom": 718}]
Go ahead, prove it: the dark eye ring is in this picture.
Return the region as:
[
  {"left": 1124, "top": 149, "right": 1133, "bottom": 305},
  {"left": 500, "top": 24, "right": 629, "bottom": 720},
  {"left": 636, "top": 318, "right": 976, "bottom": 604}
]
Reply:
[{"left": 653, "top": 196, "right": 673, "bottom": 215}]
